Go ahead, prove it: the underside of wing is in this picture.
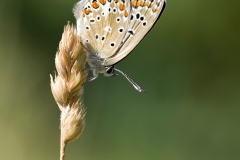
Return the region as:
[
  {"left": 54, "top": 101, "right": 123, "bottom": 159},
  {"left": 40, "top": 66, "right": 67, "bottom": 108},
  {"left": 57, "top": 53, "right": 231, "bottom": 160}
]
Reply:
[
  {"left": 74, "top": 0, "right": 131, "bottom": 59},
  {"left": 104, "top": 0, "right": 166, "bottom": 66}
]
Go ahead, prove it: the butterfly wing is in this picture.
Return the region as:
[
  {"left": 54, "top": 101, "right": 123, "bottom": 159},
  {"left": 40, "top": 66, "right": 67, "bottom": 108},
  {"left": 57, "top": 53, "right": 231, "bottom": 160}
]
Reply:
[
  {"left": 74, "top": 0, "right": 131, "bottom": 59},
  {"left": 103, "top": 0, "right": 166, "bottom": 66}
]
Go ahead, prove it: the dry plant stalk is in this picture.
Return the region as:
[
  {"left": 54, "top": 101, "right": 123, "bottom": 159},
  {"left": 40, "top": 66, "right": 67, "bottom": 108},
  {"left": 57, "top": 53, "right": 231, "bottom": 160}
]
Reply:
[{"left": 50, "top": 23, "right": 88, "bottom": 160}]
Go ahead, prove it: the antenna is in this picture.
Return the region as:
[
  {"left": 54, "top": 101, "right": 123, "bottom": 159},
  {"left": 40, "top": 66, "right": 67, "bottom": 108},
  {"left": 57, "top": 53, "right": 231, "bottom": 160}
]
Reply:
[{"left": 114, "top": 68, "right": 146, "bottom": 93}]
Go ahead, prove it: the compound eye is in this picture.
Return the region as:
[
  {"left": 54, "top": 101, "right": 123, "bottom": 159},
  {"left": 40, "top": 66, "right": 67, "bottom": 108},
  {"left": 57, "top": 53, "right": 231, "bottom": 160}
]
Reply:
[{"left": 106, "top": 66, "right": 114, "bottom": 74}]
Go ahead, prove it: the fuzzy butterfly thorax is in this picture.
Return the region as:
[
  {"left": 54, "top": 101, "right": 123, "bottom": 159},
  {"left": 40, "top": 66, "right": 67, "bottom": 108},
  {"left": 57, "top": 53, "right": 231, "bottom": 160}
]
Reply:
[{"left": 74, "top": 0, "right": 166, "bottom": 92}]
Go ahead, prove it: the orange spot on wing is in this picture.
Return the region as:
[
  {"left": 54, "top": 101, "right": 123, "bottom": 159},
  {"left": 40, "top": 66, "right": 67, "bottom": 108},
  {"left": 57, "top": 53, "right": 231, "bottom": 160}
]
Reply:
[
  {"left": 84, "top": 9, "right": 92, "bottom": 15},
  {"left": 152, "top": 7, "right": 157, "bottom": 12},
  {"left": 124, "top": 10, "right": 129, "bottom": 17},
  {"left": 147, "top": 2, "right": 152, "bottom": 8},
  {"left": 119, "top": 3, "right": 126, "bottom": 11},
  {"left": 137, "top": 0, "right": 141, "bottom": 6},
  {"left": 99, "top": 0, "right": 106, "bottom": 5},
  {"left": 132, "top": 0, "right": 138, "bottom": 7},
  {"left": 82, "top": 12, "right": 85, "bottom": 17},
  {"left": 140, "top": 1, "right": 145, "bottom": 6},
  {"left": 114, "top": 0, "right": 119, "bottom": 3},
  {"left": 91, "top": 1, "right": 99, "bottom": 8}
]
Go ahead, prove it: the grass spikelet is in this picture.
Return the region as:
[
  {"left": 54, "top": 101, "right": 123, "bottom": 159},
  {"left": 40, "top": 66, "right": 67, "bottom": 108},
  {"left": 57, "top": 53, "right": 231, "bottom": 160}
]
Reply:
[{"left": 50, "top": 22, "right": 88, "bottom": 160}]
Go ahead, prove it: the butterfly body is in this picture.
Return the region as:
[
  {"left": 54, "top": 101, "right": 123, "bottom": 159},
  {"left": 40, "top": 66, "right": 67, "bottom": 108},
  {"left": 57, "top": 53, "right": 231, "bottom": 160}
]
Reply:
[{"left": 74, "top": 0, "right": 166, "bottom": 91}]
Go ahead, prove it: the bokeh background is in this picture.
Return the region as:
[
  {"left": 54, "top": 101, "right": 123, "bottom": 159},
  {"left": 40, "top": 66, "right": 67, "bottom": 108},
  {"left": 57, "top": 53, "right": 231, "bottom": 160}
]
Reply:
[{"left": 1, "top": 0, "right": 239, "bottom": 159}]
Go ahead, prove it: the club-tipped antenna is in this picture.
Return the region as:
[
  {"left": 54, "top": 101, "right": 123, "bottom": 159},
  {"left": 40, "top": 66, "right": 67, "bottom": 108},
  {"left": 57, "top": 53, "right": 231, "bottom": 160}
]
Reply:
[{"left": 114, "top": 68, "right": 146, "bottom": 93}]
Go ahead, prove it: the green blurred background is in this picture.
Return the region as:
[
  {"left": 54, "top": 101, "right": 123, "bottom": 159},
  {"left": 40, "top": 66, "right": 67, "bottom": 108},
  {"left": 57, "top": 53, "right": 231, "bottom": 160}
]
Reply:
[{"left": 1, "top": 0, "right": 240, "bottom": 159}]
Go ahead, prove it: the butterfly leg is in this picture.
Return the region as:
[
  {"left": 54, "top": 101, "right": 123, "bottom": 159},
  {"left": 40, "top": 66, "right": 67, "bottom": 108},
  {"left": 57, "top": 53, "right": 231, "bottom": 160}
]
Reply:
[{"left": 88, "top": 68, "right": 99, "bottom": 82}]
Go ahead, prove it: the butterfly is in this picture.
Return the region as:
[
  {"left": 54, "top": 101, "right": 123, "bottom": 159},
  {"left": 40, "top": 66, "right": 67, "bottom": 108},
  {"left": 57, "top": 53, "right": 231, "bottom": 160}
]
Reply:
[{"left": 73, "top": 0, "right": 166, "bottom": 92}]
